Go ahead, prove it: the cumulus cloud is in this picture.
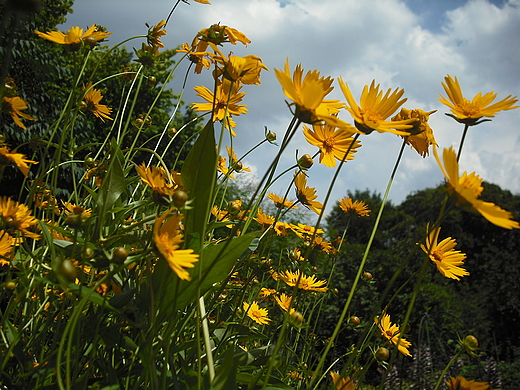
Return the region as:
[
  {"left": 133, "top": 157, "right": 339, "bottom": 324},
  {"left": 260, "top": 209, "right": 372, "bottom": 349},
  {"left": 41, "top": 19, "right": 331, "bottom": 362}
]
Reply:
[{"left": 62, "top": 0, "right": 520, "bottom": 210}]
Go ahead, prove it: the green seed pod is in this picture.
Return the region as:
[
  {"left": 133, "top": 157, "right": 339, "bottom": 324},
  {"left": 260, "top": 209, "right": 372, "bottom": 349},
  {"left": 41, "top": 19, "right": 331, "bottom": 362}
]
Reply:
[
  {"left": 375, "top": 347, "right": 390, "bottom": 361},
  {"left": 113, "top": 247, "right": 129, "bottom": 263}
]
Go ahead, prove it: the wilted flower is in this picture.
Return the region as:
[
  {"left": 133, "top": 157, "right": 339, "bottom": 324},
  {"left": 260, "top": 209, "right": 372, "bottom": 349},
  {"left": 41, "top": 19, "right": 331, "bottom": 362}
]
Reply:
[
  {"left": 213, "top": 51, "right": 269, "bottom": 85},
  {"left": 392, "top": 108, "right": 437, "bottom": 157},
  {"left": 147, "top": 20, "right": 167, "bottom": 48}
]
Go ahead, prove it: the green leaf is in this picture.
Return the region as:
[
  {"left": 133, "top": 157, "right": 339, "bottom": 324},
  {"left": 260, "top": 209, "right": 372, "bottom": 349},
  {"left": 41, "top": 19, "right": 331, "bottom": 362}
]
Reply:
[
  {"left": 181, "top": 119, "right": 217, "bottom": 252},
  {"left": 212, "top": 344, "right": 237, "bottom": 390},
  {"left": 96, "top": 138, "right": 128, "bottom": 225}
]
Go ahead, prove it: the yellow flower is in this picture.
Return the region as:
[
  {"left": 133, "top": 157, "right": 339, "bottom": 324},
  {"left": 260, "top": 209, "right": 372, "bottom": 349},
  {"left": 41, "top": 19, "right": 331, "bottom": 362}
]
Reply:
[
  {"left": 213, "top": 51, "right": 269, "bottom": 85},
  {"left": 275, "top": 59, "right": 348, "bottom": 127},
  {"left": 294, "top": 171, "right": 323, "bottom": 215},
  {"left": 177, "top": 43, "right": 212, "bottom": 74},
  {"left": 330, "top": 372, "right": 355, "bottom": 390},
  {"left": 446, "top": 376, "right": 491, "bottom": 390},
  {"left": 290, "top": 223, "right": 324, "bottom": 239},
  {"left": 226, "top": 146, "right": 251, "bottom": 172},
  {"left": 339, "top": 78, "right": 415, "bottom": 135},
  {"left": 375, "top": 313, "right": 412, "bottom": 357},
  {"left": 81, "top": 83, "right": 113, "bottom": 121},
  {"left": 153, "top": 209, "right": 199, "bottom": 280},
  {"left": 303, "top": 122, "right": 361, "bottom": 168},
  {"left": 420, "top": 225, "right": 469, "bottom": 280},
  {"left": 35, "top": 24, "right": 111, "bottom": 48},
  {"left": 62, "top": 201, "right": 92, "bottom": 225},
  {"left": 392, "top": 108, "right": 437, "bottom": 157},
  {"left": 135, "top": 163, "right": 176, "bottom": 196},
  {"left": 259, "top": 287, "right": 277, "bottom": 299},
  {"left": 439, "top": 75, "right": 518, "bottom": 125},
  {"left": 254, "top": 209, "right": 275, "bottom": 228},
  {"left": 339, "top": 198, "right": 370, "bottom": 217},
  {"left": 0, "top": 197, "right": 40, "bottom": 239},
  {"left": 274, "top": 221, "right": 290, "bottom": 236},
  {"left": 267, "top": 193, "right": 297, "bottom": 209},
  {"left": 0, "top": 146, "right": 38, "bottom": 177},
  {"left": 275, "top": 293, "right": 296, "bottom": 314},
  {"left": 279, "top": 269, "right": 328, "bottom": 292},
  {"left": 192, "top": 79, "right": 247, "bottom": 132},
  {"left": 0, "top": 231, "right": 15, "bottom": 266},
  {"left": 243, "top": 301, "right": 271, "bottom": 325},
  {"left": 193, "top": 0, "right": 211, "bottom": 4},
  {"left": 147, "top": 20, "right": 167, "bottom": 48},
  {"left": 435, "top": 146, "right": 520, "bottom": 229},
  {"left": 1, "top": 96, "right": 36, "bottom": 129}
]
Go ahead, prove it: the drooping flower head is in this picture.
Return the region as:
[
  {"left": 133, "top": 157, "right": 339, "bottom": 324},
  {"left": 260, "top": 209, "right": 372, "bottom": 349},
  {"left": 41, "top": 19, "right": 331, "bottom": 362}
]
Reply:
[
  {"left": 192, "top": 79, "right": 248, "bottom": 132},
  {"left": 275, "top": 59, "right": 348, "bottom": 127},
  {"left": 446, "top": 376, "right": 491, "bottom": 390},
  {"left": 420, "top": 225, "right": 469, "bottom": 280},
  {"left": 392, "top": 108, "right": 437, "bottom": 157},
  {"left": 191, "top": 24, "right": 250, "bottom": 55},
  {"left": 1, "top": 96, "right": 36, "bottom": 129},
  {"left": 243, "top": 301, "right": 271, "bottom": 325},
  {"left": 0, "top": 146, "right": 38, "bottom": 177},
  {"left": 339, "top": 198, "right": 370, "bottom": 217},
  {"left": 435, "top": 146, "right": 520, "bottom": 229},
  {"left": 147, "top": 20, "right": 167, "bottom": 48},
  {"left": 439, "top": 75, "right": 518, "bottom": 125},
  {"left": 213, "top": 51, "right": 269, "bottom": 85},
  {"left": 303, "top": 121, "right": 361, "bottom": 167},
  {"left": 153, "top": 209, "right": 199, "bottom": 280},
  {"left": 81, "top": 83, "right": 113, "bottom": 121},
  {"left": 339, "top": 78, "right": 415, "bottom": 135},
  {"left": 135, "top": 163, "right": 177, "bottom": 196},
  {"left": 375, "top": 313, "right": 412, "bottom": 357},
  {"left": 279, "top": 269, "right": 328, "bottom": 292},
  {"left": 294, "top": 171, "right": 323, "bottom": 215},
  {"left": 35, "top": 24, "right": 111, "bottom": 50}
]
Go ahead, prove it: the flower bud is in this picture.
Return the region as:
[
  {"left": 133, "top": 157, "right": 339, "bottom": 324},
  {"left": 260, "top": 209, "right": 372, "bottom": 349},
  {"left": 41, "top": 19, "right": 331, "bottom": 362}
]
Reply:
[
  {"left": 298, "top": 154, "right": 314, "bottom": 169},
  {"left": 59, "top": 259, "right": 77, "bottom": 282},
  {"left": 462, "top": 335, "right": 479, "bottom": 355},
  {"left": 290, "top": 310, "right": 304, "bottom": 326},
  {"left": 172, "top": 189, "right": 188, "bottom": 208},
  {"left": 375, "top": 347, "right": 390, "bottom": 361},
  {"left": 349, "top": 316, "right": 361, "bottom": 326},
  {"left": 266, "top": 131, "right": 277, "bottom": 142},
  {"left": 363, "top": 271, "right": 373, "bottom": 281},
  {"left": 113, "top": 247, "right": 129, "bottom": 263},
  {"left": 148, "top": 76, "right": 157, "bottom": 86}
]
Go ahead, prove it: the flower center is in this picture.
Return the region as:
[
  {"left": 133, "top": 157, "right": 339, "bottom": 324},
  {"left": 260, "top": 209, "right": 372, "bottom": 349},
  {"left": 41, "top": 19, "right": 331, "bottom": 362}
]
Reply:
[
  {"left": 459, "top": 99, "right": 481, "bottom": 116},
  {"left": 432, "top": 250, "right": 444, "bottom": 262},
  {"left": 322, "top": 137, "right": 335, "bottom": 153}
]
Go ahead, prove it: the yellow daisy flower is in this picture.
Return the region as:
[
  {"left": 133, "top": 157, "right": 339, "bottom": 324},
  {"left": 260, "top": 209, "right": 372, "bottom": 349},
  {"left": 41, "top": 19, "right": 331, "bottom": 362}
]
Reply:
[
  {"left": 147, "top": 20, "right": 167, "bottom": 48},
  {"left": 375, "top": 313, "right": 412, "bottom": 357},
  {"left": 192, "top": 79, "right": 247, "bottom": 132},
  {"left": 294, "top": 171, "right": 323, "bottom": 215},
  {"left": 279, "top": 269, "right": 328, "bottom": 292},
  {"left": 338, "top": 78, "right": 415, "bottom": 135},
  {"left": 275, "top": 293, "right": 296, "bottom": 314},
  {"left": 274, "top": 59, "right": 349, "bottom": 127},
  {"left": 81, "top": 83, "right": 113, "bottom": 121},
  {"left": 435, "top": 146, "right": 520, "bottom": 229},
  {"left": 213, "top": 51, "right": 269, "bottom": 85},
  {"left": 153, "top": 209, "right": 199, "bottom": 280},
  {"left": 35, "top": 24, "right": 111, "bottom": 48},
  {"left": 290, "top": 223, "right": 324, "bottom": 239},
  {"left": 177, "top": 42, "right": 212, "bottom": 74},
  {"left": 339, "top": 198, "right": 370, "bottom": 217},
  {"left": 0, "top": 197, "right": 40, "bottom": 239},
  {"left": 259, "top": 287, "right": 277, "bottom": 299},
  {"left": 274, "top": 221, "right": 290, "bottom": 236},
  {"left": 303, "top": 122, "right": 361, "bottom": 168},
  {"left": 267, "top": 193, "right": 297, "bottom": 209},
  {"left": 254, "top": 209, "right": 275, "bottom": 229},
  {"left": 439, "top": 74, "right": 518, "bottom": 125},
  {"left": 0, "top": 146, "right": 38, "bottom": 177},
  {"left": 0, "top": 231, "right": 15, "bottom": 266},
  {"left": 135, "top": 163, "right": 176, "bottom": 196},
  {"left": 330, "top": 372, "right": 355, "bottom": 390},
  {"left": 226, "top": 146, "right": 251, "bottom": 172},
  {"left": 243, "top": 301, "right": 271, "bottom": 325},
  {"left": 446, "top": 376, "right": 491, "bottom": 390},
  {"left": 1, "top": 96, "right": 36, "bottom": 129},
  {"left": 392, "top": 108, "right": 437, "bottom": 157},
  {"left": 419, "top": 225, "right": 469, "bottom": 280}
]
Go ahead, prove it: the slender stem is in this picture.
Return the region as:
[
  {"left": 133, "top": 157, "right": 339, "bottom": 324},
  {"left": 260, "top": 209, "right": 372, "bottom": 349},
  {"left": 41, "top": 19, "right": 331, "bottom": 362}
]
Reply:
[
  {"left": 433, "top": 349, "right": 463, "bottom": 390},
  {"left": 456, "top": 123, "right": 470, "bottom": 161}
]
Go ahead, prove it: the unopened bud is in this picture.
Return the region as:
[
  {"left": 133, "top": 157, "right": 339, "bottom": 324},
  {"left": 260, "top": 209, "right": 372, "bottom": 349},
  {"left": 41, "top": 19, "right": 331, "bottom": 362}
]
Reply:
[{"left": 298, "top": 154, "right": 314, "bottom": 169}]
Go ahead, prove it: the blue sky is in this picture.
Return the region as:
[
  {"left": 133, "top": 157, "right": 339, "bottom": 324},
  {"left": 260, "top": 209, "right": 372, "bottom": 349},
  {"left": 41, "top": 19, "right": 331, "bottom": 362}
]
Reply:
[{"left": 61, "top": 0, "right": 520, "bottom": 214}]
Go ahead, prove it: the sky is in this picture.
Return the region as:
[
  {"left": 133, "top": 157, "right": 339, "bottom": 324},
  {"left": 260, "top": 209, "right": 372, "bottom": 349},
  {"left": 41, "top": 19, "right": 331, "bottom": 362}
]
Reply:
[{"left": 61, "top": 0, "right": 520, "bottom": 214}]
